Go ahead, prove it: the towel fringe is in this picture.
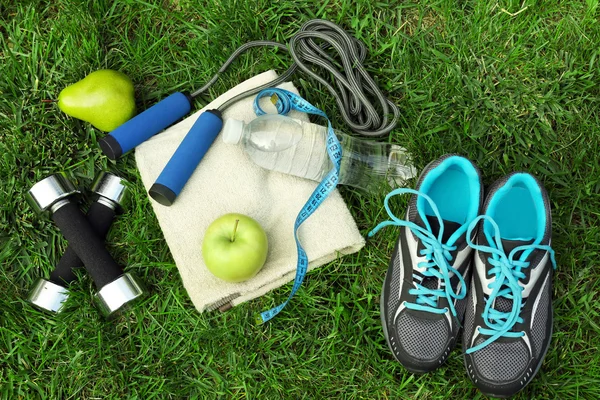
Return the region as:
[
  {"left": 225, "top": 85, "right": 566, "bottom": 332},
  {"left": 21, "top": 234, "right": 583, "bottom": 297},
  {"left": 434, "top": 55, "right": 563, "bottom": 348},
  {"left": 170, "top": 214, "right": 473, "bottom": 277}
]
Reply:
[{"left": 206, "top": 293, "right": 241, "bottom": 312}]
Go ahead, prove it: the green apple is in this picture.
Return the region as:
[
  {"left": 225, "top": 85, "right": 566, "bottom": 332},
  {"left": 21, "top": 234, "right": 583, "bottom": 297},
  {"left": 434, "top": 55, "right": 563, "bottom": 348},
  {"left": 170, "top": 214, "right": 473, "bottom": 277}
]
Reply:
[
  {"left": 57, "top": 69, "right": 136, "bottom": 132},
  {"left": 202, "top": 213, "right": 268, "bottom": 283}
]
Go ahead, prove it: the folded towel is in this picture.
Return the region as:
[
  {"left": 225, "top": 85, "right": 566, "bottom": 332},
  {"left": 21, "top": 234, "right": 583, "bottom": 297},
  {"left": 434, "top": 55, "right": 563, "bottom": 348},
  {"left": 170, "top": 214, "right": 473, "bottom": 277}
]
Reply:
[{"left": 135, "top": 70, "right": 365, "bottom": 312}]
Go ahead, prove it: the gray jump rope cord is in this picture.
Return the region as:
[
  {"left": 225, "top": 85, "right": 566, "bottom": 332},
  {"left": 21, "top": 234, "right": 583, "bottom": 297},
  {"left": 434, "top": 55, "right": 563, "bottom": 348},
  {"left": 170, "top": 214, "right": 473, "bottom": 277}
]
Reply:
[{"left": 190, "top": 19, "right": 399, "bottom": 137}]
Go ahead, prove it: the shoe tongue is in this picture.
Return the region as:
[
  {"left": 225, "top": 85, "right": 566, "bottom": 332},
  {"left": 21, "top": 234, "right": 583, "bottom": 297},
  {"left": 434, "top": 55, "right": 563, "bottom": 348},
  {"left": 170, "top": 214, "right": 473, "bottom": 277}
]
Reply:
[
  {"left": 494, "top": 296, "right": 514, "bottom": 313},
  {"left": 491, "top": 238, "right": 536, "bottom": 313},
  {"left": 425, "top": 215, "right": 462, "bottom": 243},
  {"left": 501, "top": 238, "right": 535, "bottom": 255},
  {"left": 417, "top": 216, "right": 463, "bottom": 292},
  {"left": 421, "top": 277, "right": 438, "bottom": 291}
]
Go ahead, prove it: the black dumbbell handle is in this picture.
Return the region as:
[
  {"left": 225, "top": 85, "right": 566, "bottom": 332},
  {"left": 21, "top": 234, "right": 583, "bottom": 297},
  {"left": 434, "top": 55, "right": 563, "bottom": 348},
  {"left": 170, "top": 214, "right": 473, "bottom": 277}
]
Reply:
[
  {"left": 51, "top": 201, "right": 124, "bottom": 289},
  {"left": 49, "top": 201, "right": 117, "bottom": 285}
]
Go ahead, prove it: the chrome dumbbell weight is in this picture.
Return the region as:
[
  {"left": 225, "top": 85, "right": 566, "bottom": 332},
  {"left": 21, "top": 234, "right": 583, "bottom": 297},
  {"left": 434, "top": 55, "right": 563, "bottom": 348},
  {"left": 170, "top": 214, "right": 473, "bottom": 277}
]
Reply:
[{"left": 26, "top": 173, "right": 144, "bottom": 316}]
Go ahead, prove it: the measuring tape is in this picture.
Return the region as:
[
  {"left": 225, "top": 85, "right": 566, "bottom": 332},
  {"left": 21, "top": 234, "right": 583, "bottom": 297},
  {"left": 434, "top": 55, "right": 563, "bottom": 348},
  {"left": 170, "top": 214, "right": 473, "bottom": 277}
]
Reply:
[{"left": 253, "top": 88, "right": 342, "bottom": 323}]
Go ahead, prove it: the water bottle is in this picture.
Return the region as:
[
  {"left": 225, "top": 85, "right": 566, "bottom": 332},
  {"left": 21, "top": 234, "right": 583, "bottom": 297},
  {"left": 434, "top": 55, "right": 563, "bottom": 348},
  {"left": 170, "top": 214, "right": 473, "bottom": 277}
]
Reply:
[{"left": 221, "top": 114, "right": 417, "bottom": 193}]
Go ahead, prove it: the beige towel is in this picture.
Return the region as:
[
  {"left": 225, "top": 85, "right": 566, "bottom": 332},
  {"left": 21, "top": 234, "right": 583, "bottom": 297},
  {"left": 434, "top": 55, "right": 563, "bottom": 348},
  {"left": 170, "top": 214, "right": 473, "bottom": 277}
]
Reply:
[{"left": 135, "top": 70, "right": 365, "bottom": 312}]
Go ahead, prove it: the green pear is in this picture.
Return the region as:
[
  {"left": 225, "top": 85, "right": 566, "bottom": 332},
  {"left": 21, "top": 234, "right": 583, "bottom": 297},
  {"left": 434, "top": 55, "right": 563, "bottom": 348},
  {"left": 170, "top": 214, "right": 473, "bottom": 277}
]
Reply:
[{"left": 57, "top": 69, "right": 136, "bottom": 132}]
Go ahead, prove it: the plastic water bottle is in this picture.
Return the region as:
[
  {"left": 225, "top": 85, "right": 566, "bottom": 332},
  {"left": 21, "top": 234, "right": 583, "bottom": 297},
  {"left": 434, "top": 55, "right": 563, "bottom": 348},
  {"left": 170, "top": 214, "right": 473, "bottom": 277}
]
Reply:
[{"left": 221, "top": 114, "right": 417, "bottom": 193}]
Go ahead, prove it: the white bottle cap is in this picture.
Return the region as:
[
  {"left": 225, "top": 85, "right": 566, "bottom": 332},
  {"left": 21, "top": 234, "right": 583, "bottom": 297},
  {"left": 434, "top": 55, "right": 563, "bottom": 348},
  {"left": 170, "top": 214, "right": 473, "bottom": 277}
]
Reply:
[{"left": 222, "top": 118, "right": 245, "bottom": 144}]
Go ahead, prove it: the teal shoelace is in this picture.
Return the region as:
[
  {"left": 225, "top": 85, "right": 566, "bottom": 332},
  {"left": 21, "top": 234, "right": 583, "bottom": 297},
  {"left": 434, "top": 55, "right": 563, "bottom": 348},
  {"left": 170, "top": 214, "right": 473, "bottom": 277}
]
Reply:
[
  {"left": 368, "top": 188, "right": 467, "bottom": 317},
  {"left": 465, "top": 215, "right": 557, "bottom": 354}
]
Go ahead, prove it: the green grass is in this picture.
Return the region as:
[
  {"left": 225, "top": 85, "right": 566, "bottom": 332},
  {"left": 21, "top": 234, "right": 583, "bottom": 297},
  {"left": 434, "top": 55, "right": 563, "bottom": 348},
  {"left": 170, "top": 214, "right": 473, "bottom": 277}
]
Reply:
[{"left": 1, "top": 0, "right": 599, "bottom": 398}]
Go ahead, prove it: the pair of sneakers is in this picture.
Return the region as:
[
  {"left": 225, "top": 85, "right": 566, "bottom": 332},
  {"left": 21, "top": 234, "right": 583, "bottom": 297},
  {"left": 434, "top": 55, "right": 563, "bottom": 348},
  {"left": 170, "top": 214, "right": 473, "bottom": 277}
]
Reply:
[{"left": 370, "top": 154, "right": 557, "bottom": 398}]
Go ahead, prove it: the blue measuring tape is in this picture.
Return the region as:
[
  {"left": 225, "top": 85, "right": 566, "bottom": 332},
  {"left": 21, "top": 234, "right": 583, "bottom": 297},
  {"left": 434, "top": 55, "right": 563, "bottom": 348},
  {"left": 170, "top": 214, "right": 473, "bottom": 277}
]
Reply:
[{"left": 253, "top": 88, "right": 343, "bottom": 323}]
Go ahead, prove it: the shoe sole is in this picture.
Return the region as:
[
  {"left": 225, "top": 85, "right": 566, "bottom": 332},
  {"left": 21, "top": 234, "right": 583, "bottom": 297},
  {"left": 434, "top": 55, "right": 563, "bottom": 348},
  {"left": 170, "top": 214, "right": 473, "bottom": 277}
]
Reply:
[{"left": 466, "top": 308, "right": 554, "bottom": 398}]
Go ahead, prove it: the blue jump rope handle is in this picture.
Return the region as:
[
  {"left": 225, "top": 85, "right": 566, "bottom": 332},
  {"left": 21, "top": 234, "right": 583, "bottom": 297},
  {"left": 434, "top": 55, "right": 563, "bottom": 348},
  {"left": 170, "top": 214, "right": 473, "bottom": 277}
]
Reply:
[
  {"left": 148, "top": 110, "right": 223, "bottom": 206},
  {"left": 98, "top": 92, "right": 193, "bottom": 159}
]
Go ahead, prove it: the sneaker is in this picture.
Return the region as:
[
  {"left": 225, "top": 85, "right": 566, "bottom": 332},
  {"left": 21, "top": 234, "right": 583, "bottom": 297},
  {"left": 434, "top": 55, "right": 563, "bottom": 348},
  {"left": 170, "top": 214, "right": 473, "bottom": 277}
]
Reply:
[
  {"left": 369, "top": 154, "right": 483, "bottom": 373},
  {"left": 462, "top": 172, "right": 557, "bottom": 397}
]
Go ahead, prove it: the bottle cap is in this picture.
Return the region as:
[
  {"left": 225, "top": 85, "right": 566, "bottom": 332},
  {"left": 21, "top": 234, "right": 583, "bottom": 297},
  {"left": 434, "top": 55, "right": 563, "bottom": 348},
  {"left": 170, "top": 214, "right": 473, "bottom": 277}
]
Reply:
[{"left": 222, "top": 119, "right": 244, "bottom": 144}]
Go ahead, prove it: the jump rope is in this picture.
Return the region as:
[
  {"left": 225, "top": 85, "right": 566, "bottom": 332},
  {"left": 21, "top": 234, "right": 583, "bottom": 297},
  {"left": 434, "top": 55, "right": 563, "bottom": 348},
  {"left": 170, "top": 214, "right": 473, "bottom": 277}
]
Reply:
[
  {"left": 98, "top": 19, "right": 400, "bottom": 320},
  {"left": 99, "top": 19, "right": 400, "bottom": 204}
]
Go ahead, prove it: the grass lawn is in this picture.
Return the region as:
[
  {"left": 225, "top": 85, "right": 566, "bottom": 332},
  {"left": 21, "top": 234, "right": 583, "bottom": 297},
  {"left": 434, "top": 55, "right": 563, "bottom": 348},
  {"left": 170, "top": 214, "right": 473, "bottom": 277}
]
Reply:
[{"left": 1, "top": 0, "right": 600, "bottom": 398}]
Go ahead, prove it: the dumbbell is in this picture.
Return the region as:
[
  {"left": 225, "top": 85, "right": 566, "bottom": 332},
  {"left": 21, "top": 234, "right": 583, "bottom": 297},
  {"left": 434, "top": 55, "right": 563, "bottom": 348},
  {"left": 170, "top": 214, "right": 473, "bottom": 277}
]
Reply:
[
  {"left": 26, "top": 173, "right": 145, "bottom": 317},
  {"left": 27, "top": 172, "right": 132, "bottom": 313}
]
